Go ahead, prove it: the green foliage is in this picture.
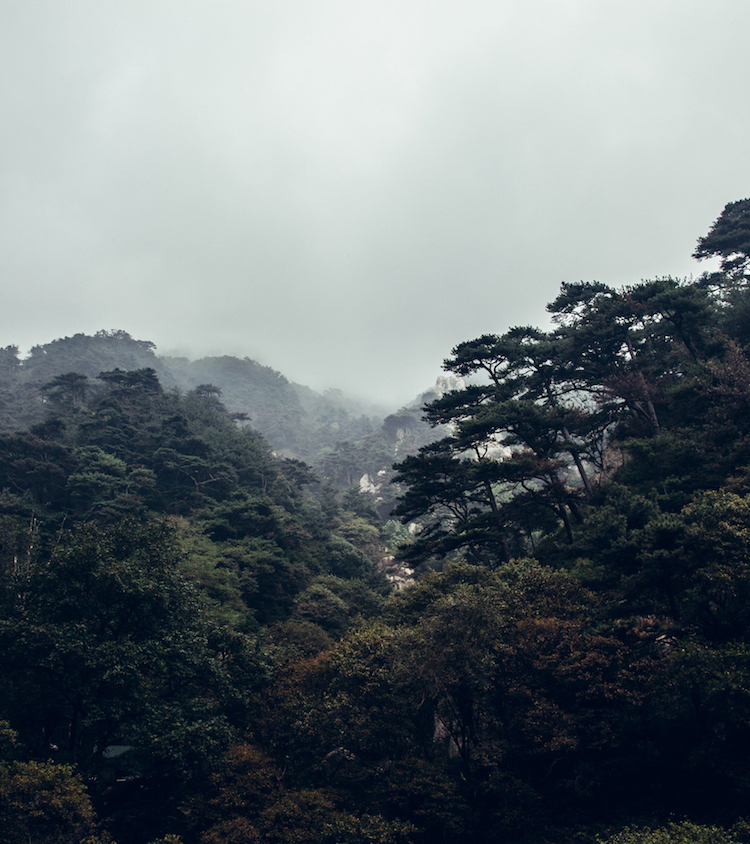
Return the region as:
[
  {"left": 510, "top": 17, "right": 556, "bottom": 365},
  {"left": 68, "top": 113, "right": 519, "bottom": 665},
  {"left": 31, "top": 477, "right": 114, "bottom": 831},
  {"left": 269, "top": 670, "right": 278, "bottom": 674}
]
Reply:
[
  {"left": 0, "top": 721, "right": 20, "bottom": 765},
  {"left": 0, "top": 518, "right": 263, "bottom": 769},
  {"left": 0, "top": 760, "right": 98, "bottom": 844},
  {"left": 381, "top": 518, "right": 412, "bottom": 554},
  {"left": 0, "top": 341, "right": 396, "bottom": 840},
  {"left": 265, "top": 618, "right": 335, "bottom": 662},
  {"left": 598, "top": 820, "right": 743, "bottom": 844},
  {"left": 292, "top": 575, "right": 384, "bottom": 636},
  {"left": 66, "top": 445, "right": 156, "bottom": 521},
  {"left": 175, "top": 519, "right": 256, "bottom": 630},
  {"left": 255, "top": 562, "right": 636, "bottom": 840},
  {"left": 293, "top": 580, "right": 351, "bottom": 635},
  {"left": 195, "top": 743, "right": 414, "bottom": 844},
  {"left": 694, "top": 197, "right": 750, "bottom": 278},
  {"left": 4, "top": 204, "right": 750, "bottom": 841}
]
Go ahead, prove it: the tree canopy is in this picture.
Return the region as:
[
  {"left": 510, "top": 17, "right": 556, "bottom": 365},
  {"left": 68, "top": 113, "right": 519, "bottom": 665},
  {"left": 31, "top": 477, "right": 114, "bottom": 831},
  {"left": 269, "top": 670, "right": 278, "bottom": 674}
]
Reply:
[{"left": 4, "top": 200, "right": 750, "bottom": 843}]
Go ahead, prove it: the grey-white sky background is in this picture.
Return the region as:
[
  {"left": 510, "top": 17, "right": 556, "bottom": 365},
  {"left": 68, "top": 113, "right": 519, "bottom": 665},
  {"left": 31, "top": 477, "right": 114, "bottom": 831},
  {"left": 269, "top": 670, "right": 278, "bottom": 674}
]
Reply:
[{"left": 1, "top": 1, "right": 748, "bottom": 406}]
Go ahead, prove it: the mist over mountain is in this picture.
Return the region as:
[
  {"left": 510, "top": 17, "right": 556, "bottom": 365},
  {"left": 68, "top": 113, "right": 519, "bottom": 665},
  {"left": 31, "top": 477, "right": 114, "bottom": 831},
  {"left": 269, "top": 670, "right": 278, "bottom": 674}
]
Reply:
[
  {"left": 3, "top": 0, "right": 750, "bottom": 836},
  {"left": 0, "top": 329, "right": 439, "bottom": 471},
  {"left": 6, "top": 200, "right": 750, "bottom": 843}
]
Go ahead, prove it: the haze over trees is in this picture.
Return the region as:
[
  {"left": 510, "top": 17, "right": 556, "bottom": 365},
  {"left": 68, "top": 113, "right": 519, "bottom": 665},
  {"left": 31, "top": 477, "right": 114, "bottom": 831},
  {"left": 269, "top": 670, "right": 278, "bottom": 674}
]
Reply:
[
  {"left": 2, "top": 199, "right": 750, "bottom": 843},
  {"left": 0, "top": 331, "right": 385, "bottom": 462}
]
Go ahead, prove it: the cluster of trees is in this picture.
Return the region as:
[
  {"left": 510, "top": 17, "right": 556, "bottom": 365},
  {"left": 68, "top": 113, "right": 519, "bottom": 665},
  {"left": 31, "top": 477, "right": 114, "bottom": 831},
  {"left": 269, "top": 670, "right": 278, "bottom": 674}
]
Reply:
[
  {"left": 0, "top": 327, "right": 448, "bottom": 501},
  {"left": 0, "top": 363, "right": 393, "bottom": 842},
  {"left": 3, "top": 198, "right": 750, "bottom": 843},
  {"left": 0, "top": 331, "right": 382, "bottom": 462}
]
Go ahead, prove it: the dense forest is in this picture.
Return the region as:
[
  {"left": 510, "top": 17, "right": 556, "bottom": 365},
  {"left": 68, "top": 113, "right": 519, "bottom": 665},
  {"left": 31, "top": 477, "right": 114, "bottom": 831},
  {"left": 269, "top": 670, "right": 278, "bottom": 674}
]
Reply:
[
  {"left": 0, "top": 332, "right": 387, "bottom": 462},
  {"left": 0, "top": 326, "right": 446, "bottom": 515},
  {"left": 3, "top": 199, "right": 750, "bottom": 843}
]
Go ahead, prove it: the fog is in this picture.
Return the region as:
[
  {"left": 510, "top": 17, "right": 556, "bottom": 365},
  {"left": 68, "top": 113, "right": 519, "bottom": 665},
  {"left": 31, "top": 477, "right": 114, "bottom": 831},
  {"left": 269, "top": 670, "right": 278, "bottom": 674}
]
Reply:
[{"left": 1, "top": 1, "right": 748, "bottom": 405}]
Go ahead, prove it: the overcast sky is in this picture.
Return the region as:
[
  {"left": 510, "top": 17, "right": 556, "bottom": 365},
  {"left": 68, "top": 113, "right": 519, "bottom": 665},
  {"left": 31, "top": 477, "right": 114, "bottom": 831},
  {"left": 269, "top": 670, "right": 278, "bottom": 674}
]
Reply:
[{"left": 1, "top": 1, "right": 748, "bottom": 406}]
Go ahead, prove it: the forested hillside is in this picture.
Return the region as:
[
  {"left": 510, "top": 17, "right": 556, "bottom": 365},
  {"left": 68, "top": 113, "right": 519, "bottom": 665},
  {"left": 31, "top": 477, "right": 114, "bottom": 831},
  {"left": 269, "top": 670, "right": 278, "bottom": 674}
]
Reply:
[
  {"left": 0, "top": 328, "right": 451, "bottom": 515},
  {"left": 3, "top": 199, "right": 750, "bottom": 844},
  {"left": 0, "top": 333, "right": 383, "bottom": 463}
]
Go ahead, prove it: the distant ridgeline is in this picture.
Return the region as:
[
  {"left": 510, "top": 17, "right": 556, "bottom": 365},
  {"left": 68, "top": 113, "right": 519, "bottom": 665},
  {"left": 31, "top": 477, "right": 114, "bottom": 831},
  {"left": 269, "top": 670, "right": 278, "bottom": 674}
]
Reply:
[
  {"left": 0, "top": 331, "right": 377, "bottom": 459},
  {"left": 5, "top": 201, "right": 750, "bottom": 843},
  {"left": 0, "top": 329, "right": 446, "bottom": 508}
]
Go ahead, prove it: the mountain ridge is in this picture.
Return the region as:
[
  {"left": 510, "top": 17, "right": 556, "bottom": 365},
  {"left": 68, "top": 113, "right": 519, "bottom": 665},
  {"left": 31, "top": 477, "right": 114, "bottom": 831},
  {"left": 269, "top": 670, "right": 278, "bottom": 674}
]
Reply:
[{"left": 0, "top": 329, "right": 446, "bottom": 484}]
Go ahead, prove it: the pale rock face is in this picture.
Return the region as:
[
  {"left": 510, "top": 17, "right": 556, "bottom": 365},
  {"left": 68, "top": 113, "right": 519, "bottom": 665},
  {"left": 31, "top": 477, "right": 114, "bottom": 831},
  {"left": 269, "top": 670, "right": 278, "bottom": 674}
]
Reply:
[
  {"left": 359, "top": 473, "right": 380, "bottom": 496},
  {"left": 433, "top": 374, "right": 465, "bottom": 397},
  {"left": 359, "top": 470, "right": 392, "bottom": 506},
  {"left": 379, "top": 555, "right": 415, "bottom": 590},
  {"left": 477, "top": 438, "right": 512, "bottom": 462}
]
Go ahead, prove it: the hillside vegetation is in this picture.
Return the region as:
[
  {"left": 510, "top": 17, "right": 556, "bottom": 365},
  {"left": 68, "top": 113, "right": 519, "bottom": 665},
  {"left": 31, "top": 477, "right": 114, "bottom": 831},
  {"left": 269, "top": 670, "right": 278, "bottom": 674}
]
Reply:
[
  {"left": 0, "top": 332, "right": 385, "bottom": 462},
  {"left": 2, "top": 199, "right": 750, "bottom": 843}
]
